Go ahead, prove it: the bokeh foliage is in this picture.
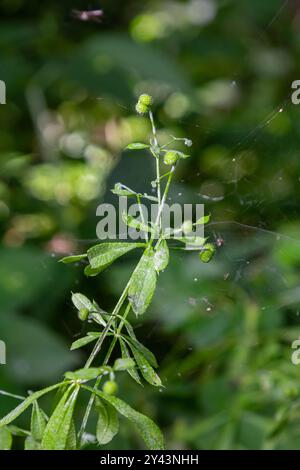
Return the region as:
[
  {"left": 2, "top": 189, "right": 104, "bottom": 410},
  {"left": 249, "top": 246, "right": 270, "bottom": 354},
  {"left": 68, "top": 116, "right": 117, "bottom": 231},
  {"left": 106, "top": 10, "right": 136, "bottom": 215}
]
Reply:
[{"left": 1, "top": 0, "right": 300, "bottom": 449}]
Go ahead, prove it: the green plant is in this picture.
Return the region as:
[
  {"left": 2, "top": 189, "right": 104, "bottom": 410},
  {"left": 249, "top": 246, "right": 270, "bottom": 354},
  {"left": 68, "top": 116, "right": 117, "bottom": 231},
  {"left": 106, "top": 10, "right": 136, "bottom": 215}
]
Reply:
[{"left": 0, "top": 95, "right": 213, "bottom": 450}]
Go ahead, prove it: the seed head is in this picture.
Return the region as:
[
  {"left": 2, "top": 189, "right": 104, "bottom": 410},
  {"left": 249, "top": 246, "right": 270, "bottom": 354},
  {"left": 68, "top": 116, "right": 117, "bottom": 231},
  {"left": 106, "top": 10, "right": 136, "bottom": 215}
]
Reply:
[
  {"left": 103, "top": 380, "right": 118, "bottom": 395},
  {"left": 164, "top": 151, "right": 178, "bottom": 165},
  {"left": 199, "top": 243, "right": 216, "bottom": 263},
  {"left": 135, "top": 102, "right": 148, "bottom": 115},
  {"left": 139, "top": 94, "right": 153, "bottom": 106}
]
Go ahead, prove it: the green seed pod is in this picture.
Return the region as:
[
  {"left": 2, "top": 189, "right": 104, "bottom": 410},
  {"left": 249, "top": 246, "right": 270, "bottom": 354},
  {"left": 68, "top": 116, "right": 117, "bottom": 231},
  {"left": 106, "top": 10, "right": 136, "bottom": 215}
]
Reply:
[
  {"left": 164, "top": 151, "right": 178, "bottom": 165},
  {"left": 199, "top": 243, "right": 216, "bottom": 263},
  {"left": 182, "top": 220, "right": 193, "bottom": 234},
  {"left": 138, "top": 93, "right": 153, "bottom": 106},
  {"left": 135, "top": 102, "right": 148, "bottom": 115},
  {"left": 78, "top": 308, "right": 89, "bottom": 321},
  {"left": 102, "top": 380, "right": 118, "bottom": 395}
]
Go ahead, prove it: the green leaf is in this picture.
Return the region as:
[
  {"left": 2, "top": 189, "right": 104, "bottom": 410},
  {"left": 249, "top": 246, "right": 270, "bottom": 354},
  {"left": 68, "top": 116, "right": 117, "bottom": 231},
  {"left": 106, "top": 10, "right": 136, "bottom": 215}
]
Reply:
[
  {"left": 0, "top": 383, "right": 62, "bottom": 427},
  {"left": 66, "top": 420, "right": 77, "bottom": 450},
  {"left": 119, "top": 339, "right": 142, "bottom": 385},
  {"left": 7, "top": 425, "right": 30, "bottom": 437},
  {"left": 113, "top": 357, "right": 135, "bottom": 371},
  {"left": 122, "top": 212, "right": 153, "bottom": 234},
  {"left": 41, "top": 386, "right": 79, "bottom": 450},
  {"left": 84, "top": 264, "right": 109, "bottom": 277},
  {"left": 70, "top": 333, "right": 100, "bottom": 351},
  {"left": 24, "top": 436, "right": 41, "bottom": 450},
  {"left": 83, "top": 386, "right": 165, "bottom": 450},
  {"left": 0, "top": 426, "right": 12, "bottom": 450},
  {"left": 195, "top": 214, "right": 211, "bottom": 225},
  {"left": 96, "top": 398, "right": 119, "bottom": 445},
  {"left": 154, "top": 239, "right": 169, "bottom": 272},
  {"left": 174, "top": 236, "right": 206, "bottom": 246},
  {"left": 130, "top": 348, "right": 162, "bottom": 387},
  {"left": 111, "top": 183, "right": 136, "bottom": 197},
  {"left": 65, "top": 367, "right": 107, "bottom": 381},
  {"left": 128, "top": 247, "right": 157, "bottom": 316},
  {"left": 125, "top": 143, "right": 150, "bottom": 150},
  {"left": 123, "top": 335, "right": 158, "bottom": 368},
  {"left": 59, "top": 254, "right": 87, "bottom": 264},
  {"left": 31, "top": 402, "right": 47, "bottom": 441},
  {"left": 71, "top": 292, "right": 94, "bottom": 312},
  {"left": 87, "top": 242, "right": 145, "bottom": 270}
]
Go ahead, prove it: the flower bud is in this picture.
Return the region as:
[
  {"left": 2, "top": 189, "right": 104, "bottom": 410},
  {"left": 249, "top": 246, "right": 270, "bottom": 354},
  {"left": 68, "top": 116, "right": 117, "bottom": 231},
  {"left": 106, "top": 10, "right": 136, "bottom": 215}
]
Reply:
[
  {"left": 135, "top": 102, "right": 148, "bottom": 115},
  {"left": 102, "top": 380, "right": 118, "bottom": 395},
  {"left": 163, "top": 151, "right": 178, "bottom": 165},
  {"left": 78, "top": 308, "right": 89, "bottom": 321},
  {"left": 182, "top": 220, "right": 193, "bottom": 234},
  {"left": 199, "top": 243, "right": 216, "bottom": 263},
  {"left": 138, "top": 94, "right": 153, "bottom": 106}
]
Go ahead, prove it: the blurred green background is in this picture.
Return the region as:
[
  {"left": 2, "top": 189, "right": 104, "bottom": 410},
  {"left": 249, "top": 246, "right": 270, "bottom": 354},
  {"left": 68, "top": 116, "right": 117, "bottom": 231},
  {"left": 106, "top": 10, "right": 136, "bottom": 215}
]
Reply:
[{"left": 1, "top": 0, "right": 300, "bottom": 450}]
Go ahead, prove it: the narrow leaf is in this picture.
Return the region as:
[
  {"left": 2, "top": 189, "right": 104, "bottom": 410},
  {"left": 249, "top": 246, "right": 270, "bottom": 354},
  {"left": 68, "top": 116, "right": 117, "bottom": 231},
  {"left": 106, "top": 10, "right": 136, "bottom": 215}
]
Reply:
[
  {"left": 59, "top": 254, "right": 87, "bottom": 264},
  {"left": 87, "top": 243, "right": 145, "bottom": 270},
  {"left": 71, "top": 292, "right": 94, "bottom": 312},
  {"left": 130, "top": 348, "right": 162, "bottom": 387},
  {"left": 113, "top": 358, "right": 135, "bottom": 371},
  {"left": 125, "top": 143, "right": 150, "bottom": 150},
  {"left": 70, "top": 334, "right": 100, "bottom": 351},
  {"left": 96, "top": 398, "right": 119, "bottom": 445},
  {"left": 195, "top": 214, "right": 210, "bottom": 225},
  {"left": 7, "top": 425, "right": 30, "bottom": 437},
  {"left": 41, "top": 386, "right": 79, "bottom": 450},
  {"left": 174, "top": 236, "right": 206, "bottom": 246},
  {"left": 84, "top": 264, "right": 110, "bottom": 277},
  {"left": 0, "top": 383, "right": 62, "bottom": 427},
  {"left": 66, "top": 420, "right": 77, "bottom": 450},
  {"left": 154, "top": 239, "right": 169, "bottom": 272},
  {"left": 65, "top": 367, "right": 107, "bottom": 381},
  {"left": 123, "top": 335, "right": 158, "bottom": 368},
  {"left": 25, "top": 436, "right": 41, "bottom": 450},
  {"left": 122, "top": 212, "right": 153, "bottom": 234},
  {"left": 119, "top": 339, "right": 142, "bottom": 385},
  {"left": 128, "top": 247, "right": 157, "bottom": 316},
  {"left": 31, "top": 402, "right": 47, "bottom": 441},
  {"left": 0, "top": 427, "right": 12, "bottom": 450},
  {"left": 111, "top": 183, "right": 136, "bottom": 197},
  {"left": 83, "top": 386, "right": 165, "bottom": 450}
]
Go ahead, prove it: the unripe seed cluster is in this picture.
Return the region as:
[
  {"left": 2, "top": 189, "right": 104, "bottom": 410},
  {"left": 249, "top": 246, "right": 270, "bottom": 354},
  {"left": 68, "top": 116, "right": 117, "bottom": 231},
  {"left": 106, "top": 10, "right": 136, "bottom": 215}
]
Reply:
[{"left": 135, "top": 94, "right": 153, "bottom": 115}]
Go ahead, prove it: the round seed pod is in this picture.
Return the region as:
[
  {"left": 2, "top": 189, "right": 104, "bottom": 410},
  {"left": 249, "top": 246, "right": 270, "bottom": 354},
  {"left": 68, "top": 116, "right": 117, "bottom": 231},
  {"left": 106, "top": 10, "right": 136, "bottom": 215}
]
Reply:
[
  {"left": 138, "top": 94, "right": 153, "bottom": 106},
  {"left": 135, "top": 102, "right": 148, "bottom": 115},
  {"left": 199, "top": 243, "right": 216, "bottom": 263},
  {"left": 78, "top": 308, "right": 89, "bottom": 321},
  {"left": 102, "top": 380, "right": 118, "bottom": 395},
  {"left": 164, "top": 151, "right": 178, "bottom": 165}
]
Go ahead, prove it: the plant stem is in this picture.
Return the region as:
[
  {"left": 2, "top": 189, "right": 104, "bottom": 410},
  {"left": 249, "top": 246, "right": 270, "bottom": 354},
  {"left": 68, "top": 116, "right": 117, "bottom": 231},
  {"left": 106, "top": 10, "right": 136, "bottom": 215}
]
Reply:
[
  {"left": 149, "top": 110, "right": 162, "bottom": 231},
  {"left": 155, "top": 165, "right": 175, "bottom": 229},
  {"left": 137, "top": 194, "right": 148, "bottom": 242},
  {"left": 78, "top": 303, "right": 132, "bottom": 446},
  {"left": 84, "top": 280, "right": 131, "bottom": 369}
]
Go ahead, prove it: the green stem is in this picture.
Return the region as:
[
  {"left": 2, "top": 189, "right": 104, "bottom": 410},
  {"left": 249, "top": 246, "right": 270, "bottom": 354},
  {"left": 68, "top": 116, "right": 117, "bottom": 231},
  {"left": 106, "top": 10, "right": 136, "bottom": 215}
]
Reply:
[
  {"left": 137, "top": 194, "right": 148, "bottom": 242},
  {"left": 155, "top": 165, "right": 175, "bottom": 229},
  {"left": 79, "top": 302, "right": 132, "bottom": 446},
  {"left": 149, "top": 110, "right": 162, "bottom": 231},
  {"left": 84, "top": 280, "right": 130, "bottom": 369}
]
